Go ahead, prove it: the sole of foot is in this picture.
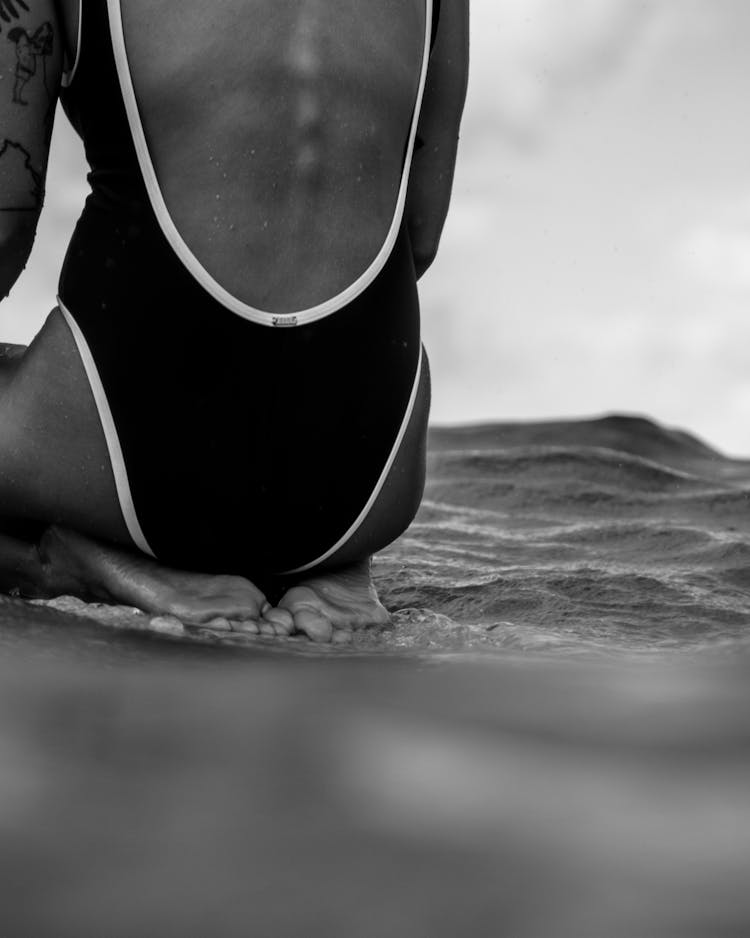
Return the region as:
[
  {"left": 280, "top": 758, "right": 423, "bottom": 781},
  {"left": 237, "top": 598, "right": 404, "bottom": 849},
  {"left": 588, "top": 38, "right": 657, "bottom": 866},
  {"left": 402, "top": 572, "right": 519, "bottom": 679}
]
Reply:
[
  {"left": 268, "top": 559, "right": 390, "bottom": 643},
  {"left": 38, "top": 526, "right": 270, "bottom": 629}
]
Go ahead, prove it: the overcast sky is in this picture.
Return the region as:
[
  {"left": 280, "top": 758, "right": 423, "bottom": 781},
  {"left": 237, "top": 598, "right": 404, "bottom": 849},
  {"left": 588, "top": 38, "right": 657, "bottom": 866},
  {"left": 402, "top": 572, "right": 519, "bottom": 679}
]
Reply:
[{"left": 5, "top": 0, "right": 750, "bottom": 454}]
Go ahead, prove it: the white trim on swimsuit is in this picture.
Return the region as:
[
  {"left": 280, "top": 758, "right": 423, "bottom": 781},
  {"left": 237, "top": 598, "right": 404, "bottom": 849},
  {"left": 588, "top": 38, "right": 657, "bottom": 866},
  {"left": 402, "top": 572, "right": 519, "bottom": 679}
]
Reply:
[
  {"left": 280, "top": 344, "right": 424, "bottom": 575},
  {"left": 58, "top": 299, "right": 157, "bottom": 559},
  {"left": 60, "top": 0, "right": 82, "bottom": 88},
  {"left": 106, "top": 0, "right": 432, "bottom": 327},
  {"left": 65, "top": 1, "right": 433, "bottom": 570}
]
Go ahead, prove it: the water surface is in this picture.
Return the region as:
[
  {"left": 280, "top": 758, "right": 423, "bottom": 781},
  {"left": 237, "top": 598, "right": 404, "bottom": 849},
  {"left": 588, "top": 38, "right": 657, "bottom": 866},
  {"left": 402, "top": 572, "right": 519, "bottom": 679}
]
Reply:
[{"left": 2, "top": 415, "right": 749, "bottom": 937}]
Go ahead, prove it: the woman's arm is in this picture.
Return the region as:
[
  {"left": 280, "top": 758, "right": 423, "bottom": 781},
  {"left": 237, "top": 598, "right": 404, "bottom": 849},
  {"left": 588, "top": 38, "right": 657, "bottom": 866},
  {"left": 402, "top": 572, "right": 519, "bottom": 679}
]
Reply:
[
  {"left": 0, "top": 0, "right": 63, "bottom": 299},
  {"left": 406, "top": 0, "right": 469, "bottom": 279}
]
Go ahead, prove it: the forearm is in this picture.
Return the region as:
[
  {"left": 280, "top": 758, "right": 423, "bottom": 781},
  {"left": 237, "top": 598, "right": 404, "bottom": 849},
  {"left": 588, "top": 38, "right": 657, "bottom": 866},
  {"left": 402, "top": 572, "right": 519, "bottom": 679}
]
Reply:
[
  {"left": 407, "top": 147, "right": 459, "bottom": 279},
  {"left": 0, "top": 0, "right": 64, "bottom": 300},
  {"left": 0, "top": 212, "right": 37, "bottom": 300},
  {"left": 405, "top": 0, "right": 469, "bottom": 279}
]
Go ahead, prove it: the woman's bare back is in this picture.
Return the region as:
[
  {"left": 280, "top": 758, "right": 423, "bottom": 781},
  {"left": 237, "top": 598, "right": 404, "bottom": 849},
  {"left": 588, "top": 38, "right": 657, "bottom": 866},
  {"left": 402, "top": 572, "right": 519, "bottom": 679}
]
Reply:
[
  {"left": 0, "top": 0, "right": 466, "bottom": 638},
  {"left": 106, "top": 0, "right": 427, "bottom": 313}
]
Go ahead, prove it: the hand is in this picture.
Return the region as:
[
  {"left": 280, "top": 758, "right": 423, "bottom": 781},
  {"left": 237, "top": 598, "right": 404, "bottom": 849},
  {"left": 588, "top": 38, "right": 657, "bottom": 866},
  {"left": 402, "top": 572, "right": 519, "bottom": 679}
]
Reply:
[{"left": 0, "top": 0, "right": 29, "bottom": 30}]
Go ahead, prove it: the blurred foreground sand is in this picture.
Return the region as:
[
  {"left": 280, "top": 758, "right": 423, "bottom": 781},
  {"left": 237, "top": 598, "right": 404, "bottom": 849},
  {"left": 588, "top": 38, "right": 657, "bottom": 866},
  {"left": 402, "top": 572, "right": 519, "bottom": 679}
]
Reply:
[{"left": 0, "top": 641, "right": 748, "bottom": 938}]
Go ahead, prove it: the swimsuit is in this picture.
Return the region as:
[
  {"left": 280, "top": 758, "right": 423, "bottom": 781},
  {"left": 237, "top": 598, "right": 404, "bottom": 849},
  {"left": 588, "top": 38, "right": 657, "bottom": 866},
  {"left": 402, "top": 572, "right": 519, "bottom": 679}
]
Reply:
[{"left": 58, "top": 0, "right": 437, "bottom": 577}]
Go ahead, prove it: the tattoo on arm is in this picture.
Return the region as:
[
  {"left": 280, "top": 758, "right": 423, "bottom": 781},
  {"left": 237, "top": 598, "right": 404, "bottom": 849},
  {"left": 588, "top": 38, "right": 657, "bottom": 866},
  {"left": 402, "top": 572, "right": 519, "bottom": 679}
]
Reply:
[
  {"left": 0, "top": 0, "right": 30, "bottom": 32},
  {"left": 7, "top": 22, "right": 54, "bottom": 107},
  {"left": 0, "top": 6, "right": 54, "bottom": 211}
]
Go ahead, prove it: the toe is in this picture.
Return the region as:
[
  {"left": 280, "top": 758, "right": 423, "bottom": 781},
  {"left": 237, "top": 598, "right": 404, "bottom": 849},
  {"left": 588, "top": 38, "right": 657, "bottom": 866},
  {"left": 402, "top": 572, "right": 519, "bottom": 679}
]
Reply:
[
  {"left": 262, "top": 608, "right": 294, "bottom": 636},
  {"left": 293, "top": 607, "right": 334, "bottom": 643},
  {"left": 204, "top": 616, "right": 232, "bottom": 632},
  {"left": 148, "top": 615, "right": 185, "bottom": 637},
  {"left": 230, "top": 619, "right": 259, "bottom": 635},
  {"left": 168, "top": 577, "right": 268, "bottom": 624}
]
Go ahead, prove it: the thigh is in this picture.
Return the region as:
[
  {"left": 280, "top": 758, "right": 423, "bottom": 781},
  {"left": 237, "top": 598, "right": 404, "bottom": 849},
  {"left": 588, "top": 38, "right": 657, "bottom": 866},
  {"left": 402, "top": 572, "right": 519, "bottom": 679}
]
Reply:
[
  {"left": 313, "top": 347, "right": 431, "bottom": 572},
  {"left": 0, "top": 308, "right": 131, "bottom": 545}
]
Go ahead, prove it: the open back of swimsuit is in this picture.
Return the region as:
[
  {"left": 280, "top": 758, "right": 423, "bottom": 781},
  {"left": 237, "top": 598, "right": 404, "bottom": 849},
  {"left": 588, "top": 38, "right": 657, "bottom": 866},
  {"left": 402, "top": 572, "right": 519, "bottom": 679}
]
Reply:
[{"left": 58, "top": 0, "right": 437, "bottom": 576}]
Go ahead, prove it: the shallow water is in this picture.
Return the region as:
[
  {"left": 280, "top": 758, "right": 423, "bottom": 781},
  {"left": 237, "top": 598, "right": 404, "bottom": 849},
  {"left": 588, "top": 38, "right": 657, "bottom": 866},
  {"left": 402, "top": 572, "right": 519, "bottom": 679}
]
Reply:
[
  {"left": 2, "top": 415, "right": 750, "bottom": 936},
  {"left": 8, "top": 412, "right": 750, "bottom": 660}
]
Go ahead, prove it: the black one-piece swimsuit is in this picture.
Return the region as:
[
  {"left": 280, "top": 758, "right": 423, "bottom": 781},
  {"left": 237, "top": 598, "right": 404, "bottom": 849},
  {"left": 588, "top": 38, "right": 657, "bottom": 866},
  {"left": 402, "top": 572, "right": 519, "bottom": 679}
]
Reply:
[{"left": 58, "top": 0, "right": 438, "bottom": 576}]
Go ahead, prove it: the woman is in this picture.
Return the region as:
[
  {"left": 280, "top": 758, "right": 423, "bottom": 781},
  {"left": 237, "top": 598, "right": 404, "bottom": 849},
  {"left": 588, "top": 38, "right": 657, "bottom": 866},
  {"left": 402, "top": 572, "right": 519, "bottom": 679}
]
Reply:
[{"left": 0, "top": 0, "right": 468, "bottom": 641}]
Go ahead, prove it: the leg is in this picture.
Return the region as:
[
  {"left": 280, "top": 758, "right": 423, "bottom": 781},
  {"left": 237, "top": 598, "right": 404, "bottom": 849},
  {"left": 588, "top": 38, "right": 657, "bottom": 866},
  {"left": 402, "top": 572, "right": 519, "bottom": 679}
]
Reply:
[
  {"left": 35, "top": 525, "right": 273, "bottom": 627},
  {"left": 0, "top": 312, "right": 270, "bottom": 627},
  {"left": 0, "top": 344, "right": 54, "bottom": 592},
  {"left": 266, "top": 351, "right": 431, "bottom": 642}
]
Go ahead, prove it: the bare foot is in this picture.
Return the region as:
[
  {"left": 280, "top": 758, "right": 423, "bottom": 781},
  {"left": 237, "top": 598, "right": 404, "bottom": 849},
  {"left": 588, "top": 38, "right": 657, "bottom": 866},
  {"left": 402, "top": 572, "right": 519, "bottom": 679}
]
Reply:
[
  {"left": 269, "top": 559, "right": 390, "bottom": 643},
  {"left": 37, "top": 526, "right": 268, "bottom": 627}
]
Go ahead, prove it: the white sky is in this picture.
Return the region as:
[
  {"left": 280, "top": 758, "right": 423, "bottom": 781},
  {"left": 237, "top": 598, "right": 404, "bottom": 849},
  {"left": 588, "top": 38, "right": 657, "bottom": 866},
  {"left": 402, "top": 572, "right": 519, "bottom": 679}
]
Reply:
[
  {"left": 421, "top": 0, "right": 750, "bottom": 455},
  {"left": 4, "top": 0, "right": 750, "bottom": 454}
]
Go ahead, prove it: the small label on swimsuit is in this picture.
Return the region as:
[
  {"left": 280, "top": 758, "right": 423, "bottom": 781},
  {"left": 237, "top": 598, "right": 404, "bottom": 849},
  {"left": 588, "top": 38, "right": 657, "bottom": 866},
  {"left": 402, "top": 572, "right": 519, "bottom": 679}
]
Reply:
[{"left": 272, "top": 315, "right": 299, "bottom": 327}]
